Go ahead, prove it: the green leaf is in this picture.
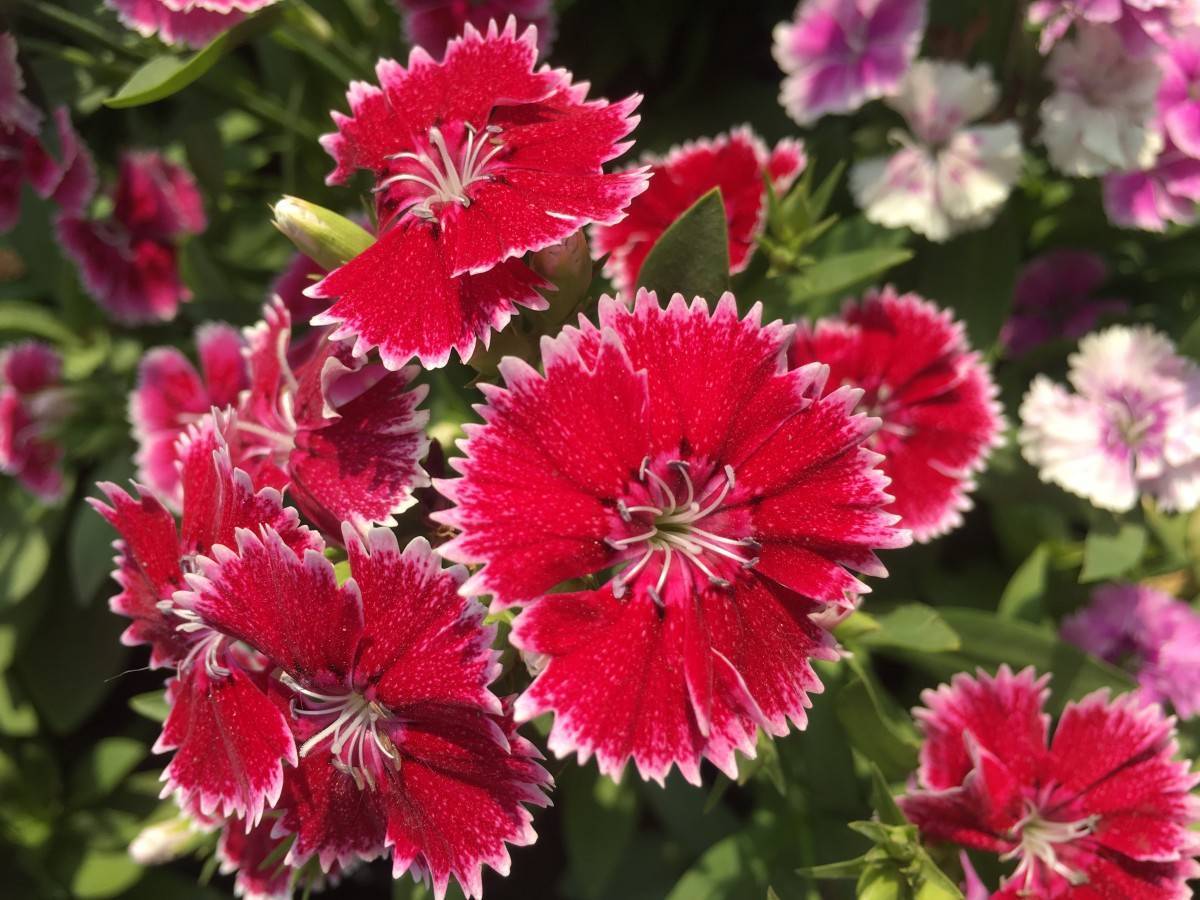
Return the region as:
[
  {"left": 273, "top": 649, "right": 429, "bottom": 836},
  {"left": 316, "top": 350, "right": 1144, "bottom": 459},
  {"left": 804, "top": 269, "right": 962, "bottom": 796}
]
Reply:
[
  {"left": 67, "top": 849, "right": 143, "bottom": 899},
  {"left": 857, "top": 864, "right": 908, "bottom": 900},
  {"left": 70, "top": 459, "right": 133, "bottom": 605},
  {"left": 105, "top": 7, "right": 285, "bottom": 108},
  {"left": 636, "top": 188, "right": 731, "bottom": 301},
  {"left": 69, "top": 737, "right": 147, "bottom": 807},
  {"left": 860, "top": 604, "right": 960, "bottom": 653},
  {"left": 836, "top": 659, "right": 920, "bottom": 780},
  {"left": 798, "top": 854, "right": 870, "bottom": 880},
  {"left": 128, "top": 690, "right": 169, "bottom": 723},
  {"left": 787, "top": 248, "right": 913, "bottom": 306},
  {"left": 866, "top": 763, "right": 907, "bottom": 828},
  {"left": 998, "top": 544, "right": 1051, "bottom": 621},
  {"left": 1080, "top": 521, "right": 1146, "bottom": 582},
  {"left": 0, "top": 509, "right": 50, "bottom": 609},
  {"left": 0, "top": 300, "right": 78, "bottom": 344},
  {"left": 561, "top": 766, "right": 638, "bottom": 899}
]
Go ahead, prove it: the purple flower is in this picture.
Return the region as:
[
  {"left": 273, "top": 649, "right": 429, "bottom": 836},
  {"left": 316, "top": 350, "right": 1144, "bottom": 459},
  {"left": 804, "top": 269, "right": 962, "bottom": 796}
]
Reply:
[
  {"left": 1103, "top": 141, "right": 1200, "bottom": 231},
  {"left": 1158, "top": 28, "right": 1200, "bottom": 158},
  {"left": 1002, "top": 250, "right": 1129, "bottom": 356},
  {"left": 772, "top": 0, "right": 927, "bottom": 127},
  {"left": 1063, "top": 582, "right": 1200, "bottom": 719},
  {"left": 1019, "top": 325, "right": 1200, "bottom": 512},
  {"left": 1029, "top": 0, "right": 1199, "bottom": 56}
]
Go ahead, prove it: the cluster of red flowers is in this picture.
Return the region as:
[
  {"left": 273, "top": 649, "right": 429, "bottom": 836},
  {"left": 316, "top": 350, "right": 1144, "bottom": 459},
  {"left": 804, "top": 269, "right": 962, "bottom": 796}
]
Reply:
[{"left": 60, "top": 17, "right": 1196, "bottom": 900}]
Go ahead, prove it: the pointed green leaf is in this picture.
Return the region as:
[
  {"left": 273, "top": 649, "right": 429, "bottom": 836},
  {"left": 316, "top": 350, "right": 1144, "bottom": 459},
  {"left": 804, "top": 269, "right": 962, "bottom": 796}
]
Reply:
[
  {"left": 787, "top": 248, "right": 913, "bottom": 306},
  {"left": 860, "top": 604, "right": 960, "bottom": 653},
  {"left": 129, "top": 691, "right": 169, "bottom": 723},
  {"left": 1080, "top": 521, "right": 1146, "bottom": 582},
  {"left": 998, "top": 544, "right": 1051, "bottom": 621},
  {"left": 636, "top": 188, "right": 731, "bottom": 301}
]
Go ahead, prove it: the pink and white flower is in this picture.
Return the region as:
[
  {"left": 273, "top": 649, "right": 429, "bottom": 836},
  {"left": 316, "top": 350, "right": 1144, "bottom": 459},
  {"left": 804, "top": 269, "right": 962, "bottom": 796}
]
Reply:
[
  {"left": 92, "top": 420, "right": 319, "bottom": 823},
  {"left": 1040, "top": 25, "right": 1164, "bottom": 177},
  {"left": 434, "top": 290, "right": 909, "bottom": 784},
  {"left": 1019, "top": 325, "right": 1200, "bottom": 513},
  {"left": 900, "top": 666, "right": 1200, "bottom": 898},
  {"left": 1063, "top": 582, "right": 1200, "bottom": 719},
  {"left": 309, "top": 19, "right": 647, "bottom": 368},
  {"left": 790, "top": 288, "right": 1003, "bottom": 542},
  {"left": 58, "top": 151, "right": 205, "bottom": 324},
  {"left": 0, "top": 341, "right": 68, "bottom": 501},
  {"left": 397, "top": 0, "right": 556, "bottom": 58},
  {"left": 1102, "top": 141, "right": 1200, "bottom": 230},
  {"left": 1157, "top": 28, "right": 1200, "bottom": 158},
  {"left": 850, "top": 60, "right": 1022, "bottom": 242},
  {"left": 104, "top": 0, "right": 280, "bottom": 49},
  {"left": 590, "top": 127, "right": 805, "bottom": 295},
  {"left": 231, "top": 298, "right": 430, "bottom": 537},
  {"left": 1029, "top": 0, "right": 1199, "bottom": 56},
  {"left": 129, "top": 323, "right": 248, "bottom": 506},
  {"left": 1001, "top": 250, "right": 1129, "bottom": 356},
  {"left": 177, "top": 524, "right": 551, "bottom": 896},
  {"left": 771, "top": 0, "right": 928, "bottom": 126}
]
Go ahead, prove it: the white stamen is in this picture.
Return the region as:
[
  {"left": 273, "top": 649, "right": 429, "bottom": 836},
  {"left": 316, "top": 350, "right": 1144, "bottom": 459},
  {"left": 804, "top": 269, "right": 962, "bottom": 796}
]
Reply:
[
  {"left": 380, "top": 123, "right": 505, "bottom": 220},
  {"left": 1001, "top": 803, "right": 1099, "bottom": 891}
]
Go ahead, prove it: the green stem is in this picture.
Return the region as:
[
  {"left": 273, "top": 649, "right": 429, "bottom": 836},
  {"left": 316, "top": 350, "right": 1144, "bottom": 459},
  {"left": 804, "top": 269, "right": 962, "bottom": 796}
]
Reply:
[{"left": 20, "top": 2, "right": 150, "bottom": 61}]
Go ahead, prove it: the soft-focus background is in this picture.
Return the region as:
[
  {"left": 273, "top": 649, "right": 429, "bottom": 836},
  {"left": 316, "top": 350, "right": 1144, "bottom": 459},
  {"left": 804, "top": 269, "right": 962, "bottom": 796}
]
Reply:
[{"left": 3, "top": 1, "right": 1200, "bottom": 898}]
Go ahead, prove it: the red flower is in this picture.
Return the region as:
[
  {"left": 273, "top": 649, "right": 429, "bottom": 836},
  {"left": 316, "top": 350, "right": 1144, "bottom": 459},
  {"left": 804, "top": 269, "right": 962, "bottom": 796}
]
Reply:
[
  {"left": 130, "top": 323, "right": 248, "bottom": 506},
  {"left": 58, "top": 151, "right": 205, "bottom": 324},
  {"left": 0, "top": 341, "right": 68, "bottom": 501},
  {"left": 92, "top": 418, "right": 318, "bottom": 823},
  {"left": 434, "top": 290, "right": 908, "bottom": 783},
  {"left": 900, "top": 666, "right": 1200, "bottom": 898},
  {"left": 592, "top": 127, "right": 806, "bottom": 295},
  {"left": 232, "top": 298, "right": 430, "bottom": 537},
  {"left": 176, "top": 524, "right": 551, "bottom": 896},
  {"left": 309, "top": 19, "right": 647, "bottom": 368},
  {"left": 790, "top": 287, "right": 1002, "bottom": 542}
]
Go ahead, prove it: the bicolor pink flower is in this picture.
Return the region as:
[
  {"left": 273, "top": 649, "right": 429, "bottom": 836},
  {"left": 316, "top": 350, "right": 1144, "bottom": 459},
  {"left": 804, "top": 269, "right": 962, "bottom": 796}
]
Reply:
[
  {"left": 850, "top": 61, "right": 1022, "bottom": 242},
  {"left": 129, "top": 323, "right": 248, "bottom": 506},
  {"left": 900, "top": 667, "right": 1200, "bottom": 898},
  {"left": 1001, "top": 250, "right": 1129, "bottom": 356},
  {"left": 1029, "top": 0, "right": 1198, "bottom": 55},
  {"left": 1063, "top": 582, "right": 1200, "bottom": 719},
  {"left": 176, "top": 524, "right": 551, "bottom": 897},
  {"left": 790, "top": 288, "right": 1002, "bottom": 542},
  {"left": 1019, "top": 325, "right": 1200, "bottom": 512},
  {"left": 232, "top": 299, "right": 430, "bottom": 536},
  {"left": 1103, "top": 141, "right": 1200, "bottom": 231},
  {"left": 0, "top": 108, "right": 95, "bottom": 233},
  {"left": 1040, "top": 25, "right": 1164, "bottom": 177},
  {"left": 771, "top": 0, "right": 928, "bottom": 126},
  {"left": 0, "top": 341, "right": 68, "bottom": 501},
  {"left": 104, "top": 0, "right": 280, "bottom": 49},
  {"left": 397, "top": 0, "right": 555, "bottom": 58},
  {"left": 92, "top": 420, "right": 320, "bottom": 823},
  {"left": 1158, "top": 29, "right": 1200, "bottom": 157},
  {"left": 0, "top": 33, "right": 40, "bottom": 136},
  {"left": 434, "top": 291, "right": 909, "bottom": 784},
  {"left": 58, "top": 151, "right": 204, "bottom": 323},
  {"left": 590, "top": 127, "right": 806, "bottom": 295},
  {"left": 310, "top": 19, "right": 647, "bottom": 368}
]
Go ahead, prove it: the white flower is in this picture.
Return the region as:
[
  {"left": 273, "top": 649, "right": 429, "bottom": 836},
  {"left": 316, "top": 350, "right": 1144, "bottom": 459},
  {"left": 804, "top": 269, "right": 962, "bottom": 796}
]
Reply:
[
  {"left": 1039, "top": 25, "right": 1163, "bottom": 177},
  {"left": 1019, "top": 325, "right": 1200, "bottom": 512},
  {"left": 851, "top": 60, "right": 1022, "bottom": 242}
]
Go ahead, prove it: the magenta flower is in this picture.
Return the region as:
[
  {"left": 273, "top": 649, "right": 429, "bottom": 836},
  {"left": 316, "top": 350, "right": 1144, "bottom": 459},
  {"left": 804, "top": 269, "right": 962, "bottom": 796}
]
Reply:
[
  {"left": 231, "top": 299, "right": 430, "bottom": 537},
  {"left": 0, "top": 341, "right": 68, "bottom": 501},
  {"left": 790, "top": 288, "right": 1003, "bottom": 542},
  {"left": 1029, "top": 0, "right": 1197, "bottom": 55},
  {"left": 1158, "top": 29, "right": 1200, "bottom": 157},
  {"left": 772, "top": 0, "right": 928, "bottom": 126},
  {"left": 176, "top": 523, "right": 551, "bottom": 894},
  {"left": 310, "top": 20, "right": 647, "bottom": 368},
  {"left": 58, "top": 151, "right": 205, "bottom": 324},
  {"left": 1063, "top": 583, "right": 1200, "bottom": 719},
  {"left": 271, "top": 249, "right": 329, "bottom": 322},
  {"left": 104, "top": 0, "right": 280, "bottom": 49},
  {"left": 1103, "top": 141, "right": 1200, "bottom": 231},
  {"left": 1001, "top": 250, "right": 1130, "bottom": 356},
  {"left": 434, "top": 291, "right": 909, "bottom": 784},
  {"left": 1019, "top": 325, "right": 1200, "bottom": 512},
  {"left": 217, "top": 816, "right": 303, "bottom": 899},
  {"left": 129, "top": 323, "right": 248, "bottom": 506},
  {"left": 397, "top": 0, "right": 556, "bottom": 58},
  {"left": 591, "top": 127, "right": 806, "bottom": 295},
  {"left": 900, "top": 667, "right": 1200, "bottom": 898},
  {"left": 92, "top": 420, "right": 319, "bottom": 822}
]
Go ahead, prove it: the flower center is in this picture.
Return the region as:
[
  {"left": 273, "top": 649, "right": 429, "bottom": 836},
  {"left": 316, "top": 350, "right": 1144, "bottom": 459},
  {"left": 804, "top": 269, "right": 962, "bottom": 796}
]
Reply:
[
  {"left": 281, "top": 675, "right": 400, "bottom": 791},
  {"left": 1103, "top": 389, "right": 1164, "bottom": 454},
  {"left": 1002, "top": 803, "right": 1099, "bottom": 890},
  {"left": 606, "top": 458, "right": 758, "bottom": 604},
  {"left": 165, "top": 602, "right": 232, "bottom": 680},
  {"left": 376, "top": 123, "right": 506, "bottom": 225}
]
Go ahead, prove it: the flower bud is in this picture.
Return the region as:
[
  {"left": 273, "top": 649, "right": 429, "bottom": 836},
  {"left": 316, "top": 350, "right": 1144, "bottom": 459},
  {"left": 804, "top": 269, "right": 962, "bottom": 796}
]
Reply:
[
  {"left": 128, "top": 814, "right": 203, "bottom": 865},
  {"left": 529, "top": 230, "right": 593, "bottom": 329},
  {"left": 272, "top": 196, "right": 374, "bottom": 271}
]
